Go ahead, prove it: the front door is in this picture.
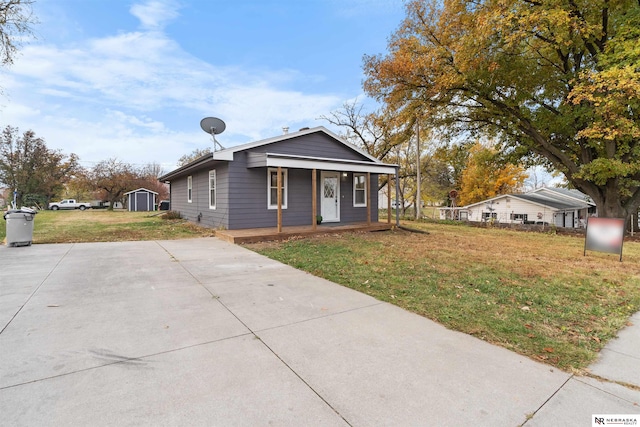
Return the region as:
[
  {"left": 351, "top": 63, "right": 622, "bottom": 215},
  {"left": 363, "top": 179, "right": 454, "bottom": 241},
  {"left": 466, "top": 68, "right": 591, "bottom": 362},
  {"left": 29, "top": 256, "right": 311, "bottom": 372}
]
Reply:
[{"left": 321, "top": 171, "right": 340, "bottom": 222}]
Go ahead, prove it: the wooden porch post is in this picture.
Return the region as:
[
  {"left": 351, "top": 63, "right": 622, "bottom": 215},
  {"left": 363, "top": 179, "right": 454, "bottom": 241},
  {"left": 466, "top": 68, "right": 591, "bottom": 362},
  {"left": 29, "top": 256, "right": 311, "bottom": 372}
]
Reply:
[
  {"left": 367, "top": 172, "right": 371, "bottom": 225},
  {"left": 277, "top": 166, "right": 282, "bottom": 233},
  {"left": 312, "top": 169, "right": 317, "bottom": 230},
  {"left": 387, "top": 174, "right": 391, "bottom": 223}
]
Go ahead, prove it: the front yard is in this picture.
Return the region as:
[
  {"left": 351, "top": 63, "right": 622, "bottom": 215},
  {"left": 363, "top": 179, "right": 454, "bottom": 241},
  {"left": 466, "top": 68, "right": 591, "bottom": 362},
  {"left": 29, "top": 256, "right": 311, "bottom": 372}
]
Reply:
[
  {"left": 4, "top": 209, "right": 639, "bottom": 371},
  {"left": 246, "top": 221, "right": 640, "bottom": 371}
]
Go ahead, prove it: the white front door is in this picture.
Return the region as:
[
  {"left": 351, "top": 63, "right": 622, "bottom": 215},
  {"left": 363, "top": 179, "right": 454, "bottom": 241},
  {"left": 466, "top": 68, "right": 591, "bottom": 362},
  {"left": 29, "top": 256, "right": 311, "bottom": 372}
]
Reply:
[{"left": 321, "top": 171, "right": 340, "bottom": 222}]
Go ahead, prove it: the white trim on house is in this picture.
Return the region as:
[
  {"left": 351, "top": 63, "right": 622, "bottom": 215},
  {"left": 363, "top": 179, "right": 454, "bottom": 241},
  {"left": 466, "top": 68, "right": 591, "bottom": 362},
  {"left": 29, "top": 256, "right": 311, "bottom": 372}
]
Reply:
[
  {"left": 211, "top": 126, "right": 383, "bottom": 163},
  {"left": 124, "top": 188, "right": 159, "bottom": 196},
  {"left": 353, "top": 173, "right": 367, "bottom": 207},
  {"left": 187, "top": 176, "right": 193, "bottom": 203},
  {"left": 267, "top": 168, "right": 288, "bottom": 210},
  {"left": 209, "top": 170, "right": 216, "bottom": 210},
  {"left": 160, "top": 127, "right": 398, "bottom": 183},
  {"left": 321, "top": 171, "right": 340, "bottom": 222},
  {"left": 247, "top": 152, "right": 397, "bottom": 174}
]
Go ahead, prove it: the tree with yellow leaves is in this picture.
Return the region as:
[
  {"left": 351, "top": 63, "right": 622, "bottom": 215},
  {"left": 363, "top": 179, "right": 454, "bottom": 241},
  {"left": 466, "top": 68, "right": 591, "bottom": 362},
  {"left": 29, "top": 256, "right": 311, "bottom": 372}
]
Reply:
[
  {"left": 364, "top": 0, "right": 640, "bottom": 222},
  {"left": 458, "top": 142, "right": 527, "bottom": 206}
]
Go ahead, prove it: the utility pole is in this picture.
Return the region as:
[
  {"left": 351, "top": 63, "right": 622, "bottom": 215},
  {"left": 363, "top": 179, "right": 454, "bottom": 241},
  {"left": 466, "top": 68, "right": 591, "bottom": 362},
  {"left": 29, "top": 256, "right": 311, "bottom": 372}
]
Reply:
[{"left": 415, "top": 120, "right": 421, "bottom": 220}]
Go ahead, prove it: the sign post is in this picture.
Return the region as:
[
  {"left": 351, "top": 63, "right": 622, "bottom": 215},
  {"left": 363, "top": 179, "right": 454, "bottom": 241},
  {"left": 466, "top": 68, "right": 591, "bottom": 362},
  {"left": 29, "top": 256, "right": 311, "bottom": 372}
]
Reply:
[{"left": 584, "top": 217, "right": 625, "bottom": 262}]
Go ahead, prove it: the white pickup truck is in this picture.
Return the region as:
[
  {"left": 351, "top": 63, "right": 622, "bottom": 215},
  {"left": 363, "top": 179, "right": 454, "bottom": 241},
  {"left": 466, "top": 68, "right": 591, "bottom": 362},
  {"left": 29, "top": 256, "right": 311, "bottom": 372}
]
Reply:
[{"left": 48, "top": 199, "right": 92, "bottom": 211}]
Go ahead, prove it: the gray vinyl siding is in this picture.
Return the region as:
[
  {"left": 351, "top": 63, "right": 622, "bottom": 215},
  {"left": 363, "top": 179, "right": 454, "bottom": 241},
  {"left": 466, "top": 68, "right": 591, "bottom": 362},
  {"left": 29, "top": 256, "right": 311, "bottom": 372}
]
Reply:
[
  {"left": 246, "top": 133, "right": 368, "bottom": 161},
  {"left": 339, "top": 173, "right": 379, "bottom": 223},
  {"left": 227, "top": 163, "right": 379, "bottom": 229},
  {"left": 167, "top": 132, "right": 383, "bottom": 230},
  {"left": 227, "top": 153, "right": 317, "bottom": 229},
  {"left": 169, "top": 162, "right": 230, "bottom": 229}
]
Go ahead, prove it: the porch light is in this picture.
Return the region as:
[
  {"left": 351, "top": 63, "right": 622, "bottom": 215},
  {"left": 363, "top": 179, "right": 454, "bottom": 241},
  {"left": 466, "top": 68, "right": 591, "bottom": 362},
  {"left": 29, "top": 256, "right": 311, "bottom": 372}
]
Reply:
[{"left": 342, "top": 172, "right": 348, "bottom": 177}]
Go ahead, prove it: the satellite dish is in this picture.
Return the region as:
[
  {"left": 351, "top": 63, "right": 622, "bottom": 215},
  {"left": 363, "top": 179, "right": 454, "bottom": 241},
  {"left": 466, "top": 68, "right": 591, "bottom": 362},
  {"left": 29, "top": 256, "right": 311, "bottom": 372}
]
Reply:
[
  {"left": 200, "top": 117, "right": 226, "bottom": 135},
  {"left": 200, "top": 117, "right": 226, "bottom": 151}
]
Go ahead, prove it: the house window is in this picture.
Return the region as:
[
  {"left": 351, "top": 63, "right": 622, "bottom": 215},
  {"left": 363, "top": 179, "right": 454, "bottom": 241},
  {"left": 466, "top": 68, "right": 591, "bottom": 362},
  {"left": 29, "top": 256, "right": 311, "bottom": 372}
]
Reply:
[
  {"left": 209, "top": 170, "right": 216, "bottom": 209},
  {"left": 267, "top": 168, "right": 287, "bottom": 209},
  {"left": 353, "top": 173, "right": 367, "bottom": 207},
  {"left": 510, "top": 213, "right": 527, "bottom": 222},
  {"left": 187, "top": 175, "right": 192, "bottom": 203},
  {"left": 482, "top": 212, "right": 497, "bottom": 220}
]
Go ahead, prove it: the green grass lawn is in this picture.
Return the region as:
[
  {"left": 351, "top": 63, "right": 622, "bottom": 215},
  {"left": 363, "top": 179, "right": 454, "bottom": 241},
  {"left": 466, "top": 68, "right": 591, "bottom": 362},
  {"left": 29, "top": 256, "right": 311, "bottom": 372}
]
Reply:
[
  {"left": 246, "top": 221, "right": 640, "bottom": 371},
  {"left": 1, "top": 209, "right": 215, "bottom": 243}
]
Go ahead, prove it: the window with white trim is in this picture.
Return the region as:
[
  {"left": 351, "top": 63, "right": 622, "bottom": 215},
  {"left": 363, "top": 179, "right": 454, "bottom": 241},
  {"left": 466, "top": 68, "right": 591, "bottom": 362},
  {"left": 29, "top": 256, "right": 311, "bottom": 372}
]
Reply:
[
  {"left": 353, "top": 173, "right": 367, "bottom": 207},
  {"left": 209, "top": 170, "right": 216, "bottom": 209},
  {"left": 267, "top": 168, "right": 287, "bottom": 209},
  {"left": 187, "top": 175, "right": 192, "bottom": 203}
]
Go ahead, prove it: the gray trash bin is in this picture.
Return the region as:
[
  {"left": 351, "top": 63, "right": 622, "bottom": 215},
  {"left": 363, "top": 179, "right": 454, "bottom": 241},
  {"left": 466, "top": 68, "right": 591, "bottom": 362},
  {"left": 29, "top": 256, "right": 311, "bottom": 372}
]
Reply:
[{"left": 3, "top": 208, "right": 37, "bottom": 247}]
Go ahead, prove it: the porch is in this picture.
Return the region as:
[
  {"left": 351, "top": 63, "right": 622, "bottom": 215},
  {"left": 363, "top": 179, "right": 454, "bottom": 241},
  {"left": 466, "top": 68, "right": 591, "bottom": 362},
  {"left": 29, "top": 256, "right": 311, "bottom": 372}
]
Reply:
[{"left": 215, "top": 221, "right": 394, "bottom": 244}]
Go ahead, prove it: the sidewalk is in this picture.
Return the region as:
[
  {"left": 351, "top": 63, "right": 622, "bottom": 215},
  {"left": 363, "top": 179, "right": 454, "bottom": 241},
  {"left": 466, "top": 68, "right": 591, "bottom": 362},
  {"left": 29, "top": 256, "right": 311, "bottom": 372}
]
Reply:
[{"left": 1, "top": 238, "right": 638, "bottom": 426}]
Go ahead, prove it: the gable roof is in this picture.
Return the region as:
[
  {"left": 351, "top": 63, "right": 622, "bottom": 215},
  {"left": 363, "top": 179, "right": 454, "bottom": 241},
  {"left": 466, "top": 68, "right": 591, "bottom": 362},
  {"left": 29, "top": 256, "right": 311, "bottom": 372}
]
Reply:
[
  {"left": 124, "top": 188, "right": 159, "bottom": 195},
  {"left": 513, "top": 193, "right": 591, "bottom": 210},
  {"left": 160, "top": 126, "right": 396, "bottom": 181},
  {"left": 456, "top": 189, "right": 592, "bottom": 212},
  {"left": 530, "top": 187, "right": 595, "bottom": 205},
  {"left": 210, "top": 126, "right": 381, "bottom": 162}
]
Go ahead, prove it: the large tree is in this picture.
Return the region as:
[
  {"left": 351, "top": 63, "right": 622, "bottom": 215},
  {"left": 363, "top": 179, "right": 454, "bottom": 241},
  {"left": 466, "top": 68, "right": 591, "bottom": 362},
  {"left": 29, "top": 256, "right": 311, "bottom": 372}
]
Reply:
[
  {"left": 136, "top": 161, "right": 169, "bottom": 201},
  {"left": 364, "top": 0, "right": 640, "bottom": 222},
  {"left": 91, "top": 158, "right": 137, "bottom": 209},
  {"left": 320, "top": 100, "right": 412, "bottom": 162},
  {"left": 0, "top": 126, "right": 79, "bottom": 207}
]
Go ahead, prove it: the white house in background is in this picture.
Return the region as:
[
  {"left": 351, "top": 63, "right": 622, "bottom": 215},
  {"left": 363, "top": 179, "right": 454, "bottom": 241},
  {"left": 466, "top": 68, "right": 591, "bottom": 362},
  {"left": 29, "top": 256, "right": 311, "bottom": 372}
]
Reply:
[
  {"left": 377, "top": 185, "right": 412, "bottom": 209},
  {"left": 439, "top": 187, "right": 596, "bottom": 228}
]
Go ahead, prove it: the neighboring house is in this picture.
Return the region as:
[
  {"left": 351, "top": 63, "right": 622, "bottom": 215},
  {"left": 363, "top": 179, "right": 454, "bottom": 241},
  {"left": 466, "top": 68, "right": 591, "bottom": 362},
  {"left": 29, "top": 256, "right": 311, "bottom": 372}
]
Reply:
[
  {"left": 125, "top": 188, "right": 158, "bottom": 212},
  {"left": 159, "top": 126, "right": 397, "bottom": 230},
  {"left": 439, "top": 187, "right": 596, "bottom": 228},
  {"left": 377, "top": 185, "right": 408, "bottom": 209}
]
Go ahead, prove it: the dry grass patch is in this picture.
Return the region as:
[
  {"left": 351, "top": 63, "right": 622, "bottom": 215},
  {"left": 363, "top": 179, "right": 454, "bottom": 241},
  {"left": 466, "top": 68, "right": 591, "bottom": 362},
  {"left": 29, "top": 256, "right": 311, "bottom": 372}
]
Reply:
[
  {"left": 247, "top": 222, "right": 640, "bottom": 371},
  {"left": 1, "top": 209, "right": 216, "bottom": 244}
]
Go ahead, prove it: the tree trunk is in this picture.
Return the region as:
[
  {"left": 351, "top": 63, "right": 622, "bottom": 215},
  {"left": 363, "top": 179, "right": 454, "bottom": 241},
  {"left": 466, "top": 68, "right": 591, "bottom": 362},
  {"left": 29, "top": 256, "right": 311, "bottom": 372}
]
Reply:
[{"left": 578, "top": 180, "right": 640, "bottom": 231}]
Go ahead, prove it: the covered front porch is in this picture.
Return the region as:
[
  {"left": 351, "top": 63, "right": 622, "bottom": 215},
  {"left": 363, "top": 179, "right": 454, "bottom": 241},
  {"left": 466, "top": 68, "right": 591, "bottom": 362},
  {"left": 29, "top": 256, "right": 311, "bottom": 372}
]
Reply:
[
  {"left": 249, "top": 151, "right": 398, "bottom": 232},
  {"left": 215, "top": 221, "right": 394, "bottom": 244}
]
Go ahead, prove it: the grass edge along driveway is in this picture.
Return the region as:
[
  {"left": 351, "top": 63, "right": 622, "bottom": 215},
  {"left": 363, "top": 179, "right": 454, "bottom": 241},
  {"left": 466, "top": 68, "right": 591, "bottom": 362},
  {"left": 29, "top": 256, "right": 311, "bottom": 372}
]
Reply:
[
  {"left": 246, "top": 222, "right": 640, "bottom": 372},
  {"left": 0, "top": 209, "right": 215, "bottom": 243}
]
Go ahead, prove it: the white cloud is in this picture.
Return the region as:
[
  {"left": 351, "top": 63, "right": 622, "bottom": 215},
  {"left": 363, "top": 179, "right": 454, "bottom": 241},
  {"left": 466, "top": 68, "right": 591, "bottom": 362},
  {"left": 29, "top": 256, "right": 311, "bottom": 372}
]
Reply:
[
  {"left": 0, "top": 0, "right": 347, "bottom": 169},
  {"left": 130, "top": 0, "right": 181, "bottom": 31}
]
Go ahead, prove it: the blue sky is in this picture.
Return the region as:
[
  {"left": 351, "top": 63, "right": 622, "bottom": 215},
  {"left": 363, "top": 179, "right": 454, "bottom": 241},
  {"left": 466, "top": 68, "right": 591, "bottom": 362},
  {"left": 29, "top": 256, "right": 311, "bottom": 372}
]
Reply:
[{"left": 0, "top": 0, "right": 406, "bottom": 171}]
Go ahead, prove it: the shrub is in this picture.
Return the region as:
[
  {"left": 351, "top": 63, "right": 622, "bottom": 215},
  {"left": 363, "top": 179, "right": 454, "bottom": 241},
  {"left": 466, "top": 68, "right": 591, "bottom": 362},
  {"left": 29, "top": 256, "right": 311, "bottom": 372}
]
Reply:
[{"left": 161, "top": 210, "right": 182, "bottom": 220}]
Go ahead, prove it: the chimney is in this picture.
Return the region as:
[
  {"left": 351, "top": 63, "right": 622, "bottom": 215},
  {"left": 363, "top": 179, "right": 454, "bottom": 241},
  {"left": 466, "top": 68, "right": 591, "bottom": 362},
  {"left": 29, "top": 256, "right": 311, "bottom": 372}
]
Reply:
[{"left": 282, "top": 127, "right": 289, "bottom": 135}]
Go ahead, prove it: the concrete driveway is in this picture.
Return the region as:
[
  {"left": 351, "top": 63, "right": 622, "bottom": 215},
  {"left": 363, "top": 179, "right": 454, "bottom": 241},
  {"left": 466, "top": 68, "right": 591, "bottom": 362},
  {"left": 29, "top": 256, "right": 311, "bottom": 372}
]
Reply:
[{"left": 1, "top": 238, "right": 638, "bottom": 426}]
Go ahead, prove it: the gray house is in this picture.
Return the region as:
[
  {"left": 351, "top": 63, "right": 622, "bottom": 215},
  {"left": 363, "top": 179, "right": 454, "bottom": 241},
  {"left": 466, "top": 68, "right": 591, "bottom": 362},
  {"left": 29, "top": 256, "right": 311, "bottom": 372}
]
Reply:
[
  {"left": 125, "top": 188, "right": 158, "bottom": 212},
  {"left": 159, "top": 127, "right": 397, "bottom": 230}
]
